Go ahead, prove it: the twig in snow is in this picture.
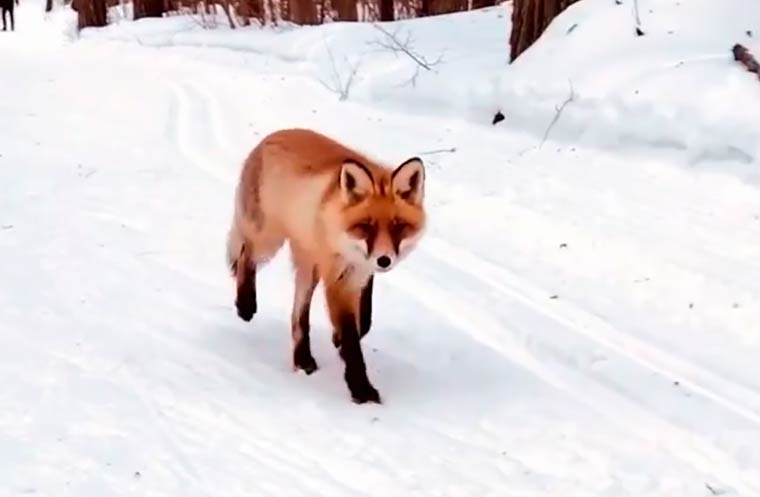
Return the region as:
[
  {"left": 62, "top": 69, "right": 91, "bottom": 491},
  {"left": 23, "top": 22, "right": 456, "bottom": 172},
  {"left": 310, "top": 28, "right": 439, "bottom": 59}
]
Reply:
[
  {"left": 632, "top": 0, "right": 645, "bottom": 36},
  {"left": 633, "top": 0, "right": 641, "bottom": 25},
  {"left": 318, "top": 38, "right": 362, "bottom": 101},
  {"left": 418, "top": 146, "right": 457, "bottom": 155},
  {"left": 539, "top": 79, "right": 575, "bottom": 148},
  {"left": 705, "top": 483, "right": 726, "bottom": 496},
  {"left": 369, "top": 24, "right": 444, "bottom": 87}
]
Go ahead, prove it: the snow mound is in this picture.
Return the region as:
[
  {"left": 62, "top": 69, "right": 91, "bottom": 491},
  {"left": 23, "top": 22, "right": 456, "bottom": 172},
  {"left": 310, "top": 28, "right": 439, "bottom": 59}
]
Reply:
[
  {"left": 76, "top": 0, "right": 760, "bottom": 175},
  {"left": 504, "top": 0, "right": 760, "bottom": 168}
]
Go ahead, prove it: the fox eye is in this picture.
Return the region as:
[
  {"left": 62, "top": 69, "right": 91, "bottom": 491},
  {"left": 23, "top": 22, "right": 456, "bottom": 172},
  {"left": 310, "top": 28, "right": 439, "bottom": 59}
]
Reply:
[
  {"left": 391, "top": 219, "right": 412, "bottom": 236},
  {"left": 348, "top": 221, "right": 375, "bottom": 239}
]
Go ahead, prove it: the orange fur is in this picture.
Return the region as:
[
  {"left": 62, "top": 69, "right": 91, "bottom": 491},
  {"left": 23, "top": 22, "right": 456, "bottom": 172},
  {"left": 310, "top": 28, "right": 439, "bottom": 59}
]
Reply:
[{"left": 227, "top": 128, "right": 426, "bottom": 403}]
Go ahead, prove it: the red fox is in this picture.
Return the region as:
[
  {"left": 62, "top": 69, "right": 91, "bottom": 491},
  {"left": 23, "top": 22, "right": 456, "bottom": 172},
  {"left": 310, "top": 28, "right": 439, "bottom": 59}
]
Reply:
[{"left": 227, "top": 128, "right": 426, "bottom": 404}]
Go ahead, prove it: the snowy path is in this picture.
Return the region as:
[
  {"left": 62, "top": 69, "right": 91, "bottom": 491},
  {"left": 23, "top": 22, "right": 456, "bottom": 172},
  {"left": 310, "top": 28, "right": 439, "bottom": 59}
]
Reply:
[{"left": 2, "top": 6, "right": 760, "bottom": 497}]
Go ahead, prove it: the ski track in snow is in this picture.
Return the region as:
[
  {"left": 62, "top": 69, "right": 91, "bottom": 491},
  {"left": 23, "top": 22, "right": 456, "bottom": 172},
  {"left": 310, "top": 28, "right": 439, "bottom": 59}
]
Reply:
[
  {"left": 400, "top": 238, "right": 760, "bottom": 494},
  {"left": 2, "top": 2, "right": 760, "bottom": 496}
]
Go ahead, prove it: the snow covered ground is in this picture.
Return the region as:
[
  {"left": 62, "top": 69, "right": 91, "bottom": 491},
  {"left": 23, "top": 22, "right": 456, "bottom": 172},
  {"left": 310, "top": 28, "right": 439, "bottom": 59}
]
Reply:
[{"left": 1, "top": 0, "right": 760, "bottom": 496}]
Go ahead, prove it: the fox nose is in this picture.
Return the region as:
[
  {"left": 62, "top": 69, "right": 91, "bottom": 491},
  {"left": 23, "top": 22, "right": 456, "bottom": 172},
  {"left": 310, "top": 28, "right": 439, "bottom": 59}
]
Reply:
[{"left": 377, "top": 255, "right": 392, "bottom": 269}]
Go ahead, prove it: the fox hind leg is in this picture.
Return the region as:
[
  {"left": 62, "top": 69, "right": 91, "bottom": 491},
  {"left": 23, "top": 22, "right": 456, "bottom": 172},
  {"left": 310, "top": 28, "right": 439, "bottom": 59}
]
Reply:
[
  {"left": 234, "top": 243, "right": 257, "bottom": 322},
  {"left": 228, "top": 210, "right": 285, "bottom": 322}
]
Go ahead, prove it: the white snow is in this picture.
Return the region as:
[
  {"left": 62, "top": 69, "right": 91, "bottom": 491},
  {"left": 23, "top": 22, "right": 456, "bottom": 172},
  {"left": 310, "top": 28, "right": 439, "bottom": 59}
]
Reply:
[{"left": 2, "top": 0, "right": 760, "bottom": 496}]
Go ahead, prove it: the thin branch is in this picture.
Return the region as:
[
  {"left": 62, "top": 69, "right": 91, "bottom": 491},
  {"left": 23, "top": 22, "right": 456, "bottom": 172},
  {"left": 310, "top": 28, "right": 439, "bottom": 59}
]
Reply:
[
  {"left": 371, "top": 23, "right": 443, "bottom": 71},
  {"left": 318, "top": 37, "right": 362, "bottom": 101},
  {"left": 418, "top": 146, "right": 457, "bottom": 155},
  {"left": 633, "top": 0, "right": 641, "bottom": 26},
  {"left": 540, "top": 79, "right": 575, "bottom": 147},
  {"left": 705, "top": 483, "right": 726, "bottom": 496},
  {"left": 368, "top": 23, "right": 444, "bottom": 88}
]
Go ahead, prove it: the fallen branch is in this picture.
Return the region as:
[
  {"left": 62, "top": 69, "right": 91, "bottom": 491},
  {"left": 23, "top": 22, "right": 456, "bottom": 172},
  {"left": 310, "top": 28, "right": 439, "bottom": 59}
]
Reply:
[
  {"left": 705, "top": 482, "right": 727, "bottom": 496},
  {"left": 732, "top": 43, "right": 760, "bottom": 82},
  {"left": 418, "top": 146, "right": 457, "bottom": 155},
  {"left": 540, "top": 79, "right": 575, "bottom": 147},
  {"left": 633, "top": 0, "right": 641, "bottom": 26}
]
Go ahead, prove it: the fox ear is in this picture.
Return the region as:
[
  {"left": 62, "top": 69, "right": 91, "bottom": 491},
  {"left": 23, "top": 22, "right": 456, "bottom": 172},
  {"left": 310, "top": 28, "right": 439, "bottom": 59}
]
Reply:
[
  {"left": 340, "top": 160, "right": 374, "bottom": 204},
  {"left": 391, "top": 157, "right": 425, "bottom": 205}
]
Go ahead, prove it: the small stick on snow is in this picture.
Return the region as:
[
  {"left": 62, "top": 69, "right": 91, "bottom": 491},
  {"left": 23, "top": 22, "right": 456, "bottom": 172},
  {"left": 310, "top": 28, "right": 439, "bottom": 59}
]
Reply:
[
  {"left": 633, "top": 0, "right": 642, "bottom": 26},
  {"left": 705, "top": 483, "right": 726, "bottom": 496},
  {"left": 418, "top": 147, "right": 457, "bottom": 155},
  {"left": 540, "top": 79, "right": 575, "bottom": 148},
  {"left": 732, "top": 44, "right": 760, "bottom": 82}
]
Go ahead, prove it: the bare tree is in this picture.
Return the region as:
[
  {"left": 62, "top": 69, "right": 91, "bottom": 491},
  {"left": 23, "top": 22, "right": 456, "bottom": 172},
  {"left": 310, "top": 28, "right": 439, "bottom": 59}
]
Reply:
[{"left": 510, "top": 0, "right": 579, "bottom": 62}]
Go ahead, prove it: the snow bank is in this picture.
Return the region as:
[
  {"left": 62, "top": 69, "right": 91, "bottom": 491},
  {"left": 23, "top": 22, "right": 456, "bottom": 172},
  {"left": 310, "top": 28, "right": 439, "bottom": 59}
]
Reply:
[
  {"left": 78, "top": 0, "right": 760, "bottom": 171},
  {"left": 503, "top": 0, "right": 760, "bottom": 168}
]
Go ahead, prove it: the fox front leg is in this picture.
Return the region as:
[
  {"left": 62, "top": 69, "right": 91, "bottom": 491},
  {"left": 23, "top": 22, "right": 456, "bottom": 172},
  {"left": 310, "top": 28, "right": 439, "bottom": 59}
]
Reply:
[
  {"left": 359, "top": 275, "right": 373, "bottom": 339},
  {"left": 332, "top": 274, "right": 374, "bottom": 348},
  {"left": 325, "top": 280, "right": 380, "bottom": 404}
]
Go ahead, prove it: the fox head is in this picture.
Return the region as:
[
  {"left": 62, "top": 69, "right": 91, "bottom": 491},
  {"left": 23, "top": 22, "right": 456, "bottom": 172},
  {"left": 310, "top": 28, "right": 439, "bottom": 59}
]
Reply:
[{"left": 335, "top": 157, "right": 426, "bottom": 274}]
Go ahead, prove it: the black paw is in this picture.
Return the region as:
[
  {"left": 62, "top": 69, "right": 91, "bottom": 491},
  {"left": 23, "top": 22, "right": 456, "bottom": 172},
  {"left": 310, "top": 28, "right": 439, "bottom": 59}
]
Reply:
[
  {"left": 235, "top": 298, "right": 256, "bottom": 322},
  {"left": 294, "top": 348, "right": 318, "bottom": 375},
  {"left": 346, "top": 375, "right": 381, "bottom": 404},
  {"left": 332, "top": 332, "right": 342, "bottom": 349}
]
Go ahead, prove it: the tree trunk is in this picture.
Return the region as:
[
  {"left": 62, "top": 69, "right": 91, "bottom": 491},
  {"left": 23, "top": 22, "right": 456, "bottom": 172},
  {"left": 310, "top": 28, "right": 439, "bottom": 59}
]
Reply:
[
  {"left": 238, "top": 0, "right": 264, "bottom": 25},
  {"left": 510, "top": 0, "right": 579, "bottom": 62},
  {"left": 471, "top": 0, "right": 494, "bottom": 9},
  {"left": 427, "top": 0, "right": 465, "bottom": 15},
  {"left": 379, "top": 0, "right": 392, "bottom": 21},
  {"left": 418, "top": 0, "right": 430, "bottom": 16},
  {"left": 224, "top": 0, "right": 237, "bottom": 27},
  {"left": 334, "top": 0, "right": 357, "bottom": 21},
  {"left": 133, "top": 0, "right": 165, "bottom": 19},
  {"left": 74, "top": 0, "right": 107, "bottom": 28},
  {"left": 289, "top": 0, "right": 317, "bottom": 23}
]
